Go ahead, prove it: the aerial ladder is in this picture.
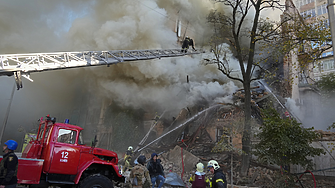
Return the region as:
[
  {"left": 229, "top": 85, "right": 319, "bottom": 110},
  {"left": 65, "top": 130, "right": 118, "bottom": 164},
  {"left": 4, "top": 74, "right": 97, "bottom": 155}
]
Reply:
[{"left": 0, "top": 49, "right": 201, "bottom": 89}]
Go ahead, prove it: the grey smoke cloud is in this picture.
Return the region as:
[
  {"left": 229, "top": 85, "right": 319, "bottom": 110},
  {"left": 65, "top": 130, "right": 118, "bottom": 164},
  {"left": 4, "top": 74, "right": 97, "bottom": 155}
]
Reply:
[
  {"left": 0, "top": 0, "right": 243, "bottom": 146},
  {"left": 66, "top": 0, "right": 178, "bottom": 51},
  {"left": 62, "top": 0, "right": 237, "bottom": 113},
  {"left": 97, "top": 56, "right": 237, "bottom": 112}
]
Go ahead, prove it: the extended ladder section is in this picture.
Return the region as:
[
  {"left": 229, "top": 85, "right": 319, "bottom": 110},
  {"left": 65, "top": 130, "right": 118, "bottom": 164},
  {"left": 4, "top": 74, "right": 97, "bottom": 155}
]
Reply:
[{"left": 0, "top": 49, "right": 201, "bottom": 89}]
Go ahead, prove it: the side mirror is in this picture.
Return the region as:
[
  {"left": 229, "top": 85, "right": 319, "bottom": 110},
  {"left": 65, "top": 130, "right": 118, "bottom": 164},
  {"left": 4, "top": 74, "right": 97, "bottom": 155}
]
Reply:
[{"left": 91, "top": 135, "right": 98, "bottom": 147}]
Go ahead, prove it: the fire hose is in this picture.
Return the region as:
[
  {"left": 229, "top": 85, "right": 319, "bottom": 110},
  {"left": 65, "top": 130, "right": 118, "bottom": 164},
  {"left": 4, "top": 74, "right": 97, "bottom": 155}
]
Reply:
[{"left": 297, "top": 170, "right": 316, "bottom": 188}]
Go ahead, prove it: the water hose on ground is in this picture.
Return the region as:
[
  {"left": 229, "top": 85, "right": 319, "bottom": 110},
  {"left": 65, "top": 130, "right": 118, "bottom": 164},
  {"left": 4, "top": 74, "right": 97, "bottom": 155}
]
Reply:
[{"left": 297, "top": 170, "right": 316, "bottom": 188}]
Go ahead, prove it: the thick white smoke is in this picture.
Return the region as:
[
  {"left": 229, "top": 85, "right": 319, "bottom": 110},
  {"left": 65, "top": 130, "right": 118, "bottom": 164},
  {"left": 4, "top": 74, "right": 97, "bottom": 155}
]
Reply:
[
  {"left": 0, "top": 0, "right": 243, "bottom": 147},
  {"left": 61, "top": 0, "right": 238, "bottom": 113},
  {"left": 285, "top": 98, "right": 303, "bottom": 122},
  {"left": 66, "top": 0, "right": 178, "bottom": 51},
  {"left": 97, "top": 56, "right": 238, "bottom": 112}
]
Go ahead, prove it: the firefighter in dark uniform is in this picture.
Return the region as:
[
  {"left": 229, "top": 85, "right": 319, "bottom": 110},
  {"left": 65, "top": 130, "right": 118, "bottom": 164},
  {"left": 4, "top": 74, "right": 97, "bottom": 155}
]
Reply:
[
  {"left": 181, "top": 36, "right": 196, "bottom": 53},
  {"left": 0, "top": 140, "right": 18, "bottom": 188},
  {"left": 207, "top": 160, "right": 227, "bottom": 188}
]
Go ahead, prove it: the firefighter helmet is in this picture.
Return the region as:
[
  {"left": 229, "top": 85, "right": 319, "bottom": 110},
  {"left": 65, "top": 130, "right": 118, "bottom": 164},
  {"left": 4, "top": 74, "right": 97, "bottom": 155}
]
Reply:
[
  {"left": 196, "top": 162, "right": 204, "bottom": 172},
  {"left": 137, "top": 155, "right": 146, "bottom": 165},
  {"left": 128, "top": 146, "right": 133, "bottom": 151},
  {"left": 185, "top": 36, "right": 189, "bottom": 39},
  {"left": 207, "top": 160, "right": 220, "bottom": 170},
  {"left": 5, "top": 140, "right": 18, "bottom": 150}
]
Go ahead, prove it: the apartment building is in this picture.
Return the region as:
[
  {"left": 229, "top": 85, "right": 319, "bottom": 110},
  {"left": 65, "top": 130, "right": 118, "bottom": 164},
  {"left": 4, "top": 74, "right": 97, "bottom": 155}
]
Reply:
[
  {"left": 280, "top": 0, "right": 334, "bottom": 128},
  {"left": 294, "top": 0, "right": 334, "bottom": 80}
]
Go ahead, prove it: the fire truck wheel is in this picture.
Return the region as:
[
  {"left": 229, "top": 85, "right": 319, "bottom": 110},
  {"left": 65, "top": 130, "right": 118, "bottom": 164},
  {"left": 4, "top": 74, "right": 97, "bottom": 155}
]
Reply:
[{"left": 79, "top": 174, "right": 113, "bottom": 188}]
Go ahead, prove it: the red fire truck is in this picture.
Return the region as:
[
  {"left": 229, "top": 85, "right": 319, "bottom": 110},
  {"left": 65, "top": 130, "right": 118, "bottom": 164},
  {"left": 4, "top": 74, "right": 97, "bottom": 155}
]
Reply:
[{"left": 8, "top": 115, "right": 124, "bottom": 188}]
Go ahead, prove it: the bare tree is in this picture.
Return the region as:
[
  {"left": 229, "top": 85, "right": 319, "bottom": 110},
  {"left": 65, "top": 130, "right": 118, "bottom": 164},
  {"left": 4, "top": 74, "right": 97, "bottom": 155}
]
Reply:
[
  {"left": 206, "top": 0, "right": 286, "bottom": 177},
  {"left": 206, "top": 0, "right": 331, "bottom": 178}
]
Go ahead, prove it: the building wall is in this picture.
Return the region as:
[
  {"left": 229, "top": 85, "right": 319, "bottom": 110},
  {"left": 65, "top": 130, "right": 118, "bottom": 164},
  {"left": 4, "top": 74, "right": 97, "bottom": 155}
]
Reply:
[
  {"left": 205, "top": 117, "right": 243, "bottom": 150},
  {"left": 291, "top": 141, "right": 335, "bottom": 176},
  {"left": 283, "top": 0, "right": 334, "bottom": 122},
  {"left": 293, "top": 0, "right": 335, "bottom": 81}
]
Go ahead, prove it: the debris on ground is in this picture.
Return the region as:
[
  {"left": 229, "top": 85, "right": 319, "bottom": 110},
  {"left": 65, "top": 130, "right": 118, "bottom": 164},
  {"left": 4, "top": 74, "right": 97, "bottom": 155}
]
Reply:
[{"left": 116, "top": 87, "right": 335, "bottom": 188}]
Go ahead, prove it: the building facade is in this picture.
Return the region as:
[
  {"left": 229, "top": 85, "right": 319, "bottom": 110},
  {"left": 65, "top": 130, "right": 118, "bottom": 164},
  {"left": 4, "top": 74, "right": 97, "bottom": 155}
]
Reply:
[
  {"left": 281, "top": 0, "right": 334, "bottom": 128},
  {"left": 290, "top": 0, "right": 334, "bottom": 81}
]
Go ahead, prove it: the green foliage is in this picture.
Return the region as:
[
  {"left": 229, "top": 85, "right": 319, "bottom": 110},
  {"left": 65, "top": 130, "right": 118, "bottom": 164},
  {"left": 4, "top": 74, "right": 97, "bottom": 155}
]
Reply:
[
  {"left": 327, "top": 122, "right": 335, "bottom": 131},
  {"left": 254, "top": 107, "right": 325, "bottom": 169},
  {"left": 212, "top": 132, "right": 236, "bottom": 153},
  {"left": 316, "top": 72, "right": 335, "bottom": 97},
  {"left": 258, "top": 13, "right": 332, "bottom": 80},
  {"left": 316, "top": 73, "right": 335, "bottom": 132},
  {"left": 278, "top": 15, "right": 331, "bottom": 64}
]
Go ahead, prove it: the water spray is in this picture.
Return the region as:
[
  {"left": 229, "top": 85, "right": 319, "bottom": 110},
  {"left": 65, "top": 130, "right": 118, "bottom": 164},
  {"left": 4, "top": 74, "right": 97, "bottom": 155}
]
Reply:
[
  {"left": 258, "top": 80, "right": 302, "bottom": 123},
  {"left": 134, "top": 111, "right": 166, "bottom": 153},
  {"left": 137, "top": 104, "right": 220, "bottom": 152}
]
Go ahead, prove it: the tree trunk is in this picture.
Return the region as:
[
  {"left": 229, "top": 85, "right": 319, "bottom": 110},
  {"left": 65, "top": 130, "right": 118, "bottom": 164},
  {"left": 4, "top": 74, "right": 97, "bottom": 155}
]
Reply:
[
  {"left": 240, "top": 81, "right": 252, "bottom": 177},
  {"left": 239, "top": 0, "right": 261, "bottom": 177}
]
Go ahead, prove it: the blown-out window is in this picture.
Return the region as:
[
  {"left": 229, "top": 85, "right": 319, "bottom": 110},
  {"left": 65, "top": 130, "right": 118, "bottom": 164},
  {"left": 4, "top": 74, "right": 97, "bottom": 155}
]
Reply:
[{"left": 216, "top": 128, "right": 230, "bottom": 143}]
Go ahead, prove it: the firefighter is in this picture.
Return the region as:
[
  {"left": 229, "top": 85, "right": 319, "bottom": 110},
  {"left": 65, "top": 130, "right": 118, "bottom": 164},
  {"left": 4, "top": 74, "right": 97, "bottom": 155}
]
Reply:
[
  {"left": 181, "top": 36, "right": 196, "bottom": 53},
  {"left": 189, "top": 162, "right": 209, "bottom": 188},
  {"left": 130, "top": 155, "right": 152, "bottom": 188},
  {"left": 0, "top": 140, "right": 18, "bottom": 188},
  {"left": 123, "top": 146, "right": 134, "bottom": 172},
  {"left": 146, "top": 153, "right": 165, "bottom": 188},
  {"left": 207, "top": 160, "right": 227, "bottom": 188}
]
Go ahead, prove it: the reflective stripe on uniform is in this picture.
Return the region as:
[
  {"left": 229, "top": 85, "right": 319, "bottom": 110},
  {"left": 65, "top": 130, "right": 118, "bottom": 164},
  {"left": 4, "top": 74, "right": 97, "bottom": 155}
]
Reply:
[
  {"left": 189, "top": 175, "right": 195, "bottom": 182},
  {"left": 216, "top": 178, "right": 224, "bottom": 183}
]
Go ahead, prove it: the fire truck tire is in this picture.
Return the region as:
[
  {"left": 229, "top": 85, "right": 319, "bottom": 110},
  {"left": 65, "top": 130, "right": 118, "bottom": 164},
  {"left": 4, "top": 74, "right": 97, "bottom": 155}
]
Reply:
[{"left": 79, "top": 174, "right": 113, "bottom": 188}]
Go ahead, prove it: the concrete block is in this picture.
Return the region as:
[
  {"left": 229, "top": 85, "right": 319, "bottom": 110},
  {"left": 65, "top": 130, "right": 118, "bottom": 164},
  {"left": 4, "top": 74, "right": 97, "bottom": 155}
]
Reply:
[{"left": 167, "top": 145, "right": 200, "bottom": 173}]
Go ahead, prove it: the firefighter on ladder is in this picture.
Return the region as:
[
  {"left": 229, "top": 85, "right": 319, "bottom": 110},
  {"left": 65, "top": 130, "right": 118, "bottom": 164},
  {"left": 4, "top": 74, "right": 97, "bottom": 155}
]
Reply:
[{"left": 181, "top": 36, "right": 196, "bottom": 53}]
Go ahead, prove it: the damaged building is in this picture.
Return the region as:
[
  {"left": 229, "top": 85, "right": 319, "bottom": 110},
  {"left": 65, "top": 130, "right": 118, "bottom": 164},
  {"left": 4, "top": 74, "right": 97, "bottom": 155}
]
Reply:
[{"left": 121, "top": 82, "right": 335, "bottom": 187}]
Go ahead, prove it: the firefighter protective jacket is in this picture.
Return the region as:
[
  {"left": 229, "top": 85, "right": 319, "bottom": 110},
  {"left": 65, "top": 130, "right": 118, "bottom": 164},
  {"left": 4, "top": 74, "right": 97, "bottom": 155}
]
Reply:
[
  {"left": 0, "top": 151, "right": 18, "bottom": 185},
  {"left": 211, "top": 168, "right": 227, "bottom": 188}
]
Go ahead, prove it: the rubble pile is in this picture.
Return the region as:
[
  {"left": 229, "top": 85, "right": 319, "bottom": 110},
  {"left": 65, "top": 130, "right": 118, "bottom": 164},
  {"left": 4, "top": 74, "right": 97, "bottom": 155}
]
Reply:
[
  {"left": 118, "top": 84, "right": 335, "bottom": 187},
  {"left": 137, "top": 145, "right": 273, "bottom": 188},
  {"left": 297, "top": 175, "right": 335, "bottom": 188},
  {"left": 135, "top": 140, "right": 335, "bottom": 188},
  {"left": 149, "top": 148, "right": 335, "bottom": 188},
  {"left": 119, "top": 134, "right": 335, "bottom": 188}
]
